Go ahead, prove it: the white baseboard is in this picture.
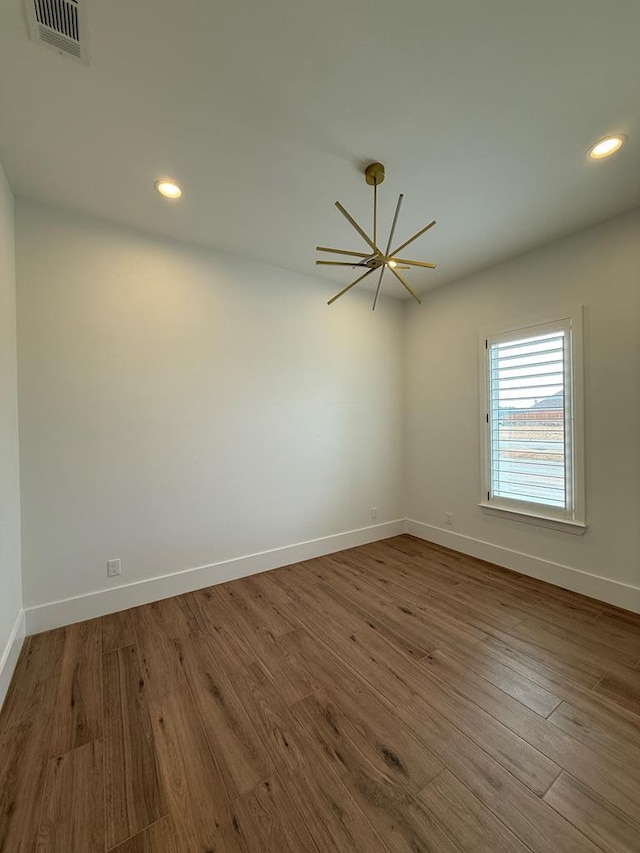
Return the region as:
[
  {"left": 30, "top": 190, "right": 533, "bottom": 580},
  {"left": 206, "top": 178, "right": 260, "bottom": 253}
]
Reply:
[
  {"left": 22, "top": 515, "right": 640, "bottom": 635},
  {"left": 0, "top": 610, "right": 26, "bottom": 711},
  {"left": 24, "top": 520, "right": 406, "bottom": 634},
  {"left": 405, "top": 519, "right": 640, "bottom": 614}
]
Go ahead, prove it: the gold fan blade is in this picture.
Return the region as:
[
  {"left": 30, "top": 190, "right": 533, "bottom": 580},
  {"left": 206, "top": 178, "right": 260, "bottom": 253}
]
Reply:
[
  {"left": 391, "top": 257, "right": 437, "bottom": 269},
  {"left": 327, "top": 267, "right": 375, "bottom": 306},
  {"left": 316, "top": 246, "right": 382, "bottom": 260},
  {"left": 316, "top": 246, "right": 373, "bottom": 259},
  {"left": 335, "top": 202, "right": 382, "bottom": 255},
  {"left": 372, "top": 264, "right": 386, "bottom": 312},
  {"left": 389, "top": 266, "right": 422, "bottom": 304},
  {"left": 390, "top": 220, "right": 436, "bottom": 258},
  {"left": 384, "top": 194, "right": 404, "bottom": 256},
  {"left": 316, "top": 261, "right": 366, "bottom": 266}
]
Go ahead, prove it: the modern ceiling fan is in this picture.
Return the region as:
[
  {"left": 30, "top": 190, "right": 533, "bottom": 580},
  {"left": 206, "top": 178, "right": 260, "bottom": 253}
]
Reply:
[{"left": 316, "top": 162, "right": 437, "bottom": 310}]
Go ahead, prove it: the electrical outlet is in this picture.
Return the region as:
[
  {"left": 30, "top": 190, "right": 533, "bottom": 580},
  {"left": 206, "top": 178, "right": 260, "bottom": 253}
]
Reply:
[
  {"left": 445, "top": 512, "right": 453, "bottom": 526},
  {"left": 107, "top": 558, "right": 121, "bottom": 577},
  {"left": 371, "top": 506, "right": 378, "bottom": 520}
]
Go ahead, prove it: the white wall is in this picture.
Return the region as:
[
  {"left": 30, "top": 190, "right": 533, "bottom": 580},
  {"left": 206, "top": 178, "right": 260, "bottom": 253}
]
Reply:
[
  {"left": 16, "top": 201, "right": 404, "bottom": 620},
  {"left": 13, "top": 200, "right": 640, "bottom": 627},
  {"left": 0, "top": 162, "right": 24, "bottom": 701},
  {"left": 405, "top": 209, "right": 640, "bottom": 608}
]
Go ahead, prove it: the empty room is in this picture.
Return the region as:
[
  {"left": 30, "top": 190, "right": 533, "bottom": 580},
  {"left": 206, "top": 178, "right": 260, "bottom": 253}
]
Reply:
[{"left": 1, "top": 1, "right": 639, "bottom": 851}]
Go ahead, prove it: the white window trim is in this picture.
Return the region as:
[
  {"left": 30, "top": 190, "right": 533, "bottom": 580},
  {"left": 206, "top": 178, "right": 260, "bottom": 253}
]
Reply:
[{"left": 479, "top": 307, "right": 586, "bottom": 533}]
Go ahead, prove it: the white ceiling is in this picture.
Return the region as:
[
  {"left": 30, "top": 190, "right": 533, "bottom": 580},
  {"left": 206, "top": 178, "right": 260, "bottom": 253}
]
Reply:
[{"left": 1, "top": 0, "right": 639, "bottom": 298}]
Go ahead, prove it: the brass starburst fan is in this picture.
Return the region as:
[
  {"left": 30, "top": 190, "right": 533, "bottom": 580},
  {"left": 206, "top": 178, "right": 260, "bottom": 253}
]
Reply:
[{"left": 317, "top": 162, "right": 437, "bottom": 310}]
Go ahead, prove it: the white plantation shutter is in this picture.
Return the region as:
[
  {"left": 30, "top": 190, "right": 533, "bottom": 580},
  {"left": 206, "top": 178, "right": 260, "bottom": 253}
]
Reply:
[
  {"left": 489, "top": 330, "right": 567, "bottom": 508},
  {"left": 481, "top": 313, "right": 585, "bottom": 528}
]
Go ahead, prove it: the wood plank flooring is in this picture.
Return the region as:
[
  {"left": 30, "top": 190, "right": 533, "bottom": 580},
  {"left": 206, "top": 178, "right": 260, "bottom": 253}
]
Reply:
[{"left": 1, "top": 535, "right": 639, "bottom": 852}]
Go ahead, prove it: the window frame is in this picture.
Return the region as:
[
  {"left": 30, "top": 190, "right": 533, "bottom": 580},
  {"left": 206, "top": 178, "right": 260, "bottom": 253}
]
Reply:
[{"left": 479, "top": 308, "right": 586, "bottom": 534}]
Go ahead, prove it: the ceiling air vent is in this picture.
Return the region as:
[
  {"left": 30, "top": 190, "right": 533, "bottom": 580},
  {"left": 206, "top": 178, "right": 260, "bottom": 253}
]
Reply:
[{"left": 24, "top": 0, "right": 90, "bottom": 64}]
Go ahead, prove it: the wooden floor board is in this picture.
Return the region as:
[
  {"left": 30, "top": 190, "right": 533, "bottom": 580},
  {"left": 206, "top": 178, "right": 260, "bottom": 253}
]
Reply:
[
  {"left": 314, "top": 559, "right": 488, "bottom": 653},
  {"left": 175, "top": 630, "right": 274, "bottom": 798},
  {"left": 291, "top": 691, "right": 460, "bottom": 853},
  {"left": 103, "top": 645, "right": 167, "bottom": 849},
  {"left": 482, "top": 633, "right": 602, "bottom": 694},
  {"left": 132, "top": 608, "right": 189, "bottom": 704},
  {"left": 409, "top": 651, "right": 562, "bottom": 796},
  {"left": 133, "top": 596, "right": 201, "bottom": 640},
  {"left": 107, "top": 816, "right": 178, "bottom": 853},
  {"left": 426, "top": 645, "right": 562, "bottom": 717},
  {"left": 275, "top": 567, "right": 432, "bottom": 661},
  {"left": 280, "top": 628, "right": 444, "bottom": 794},
  {"left": 397, "top": 694, "right": 604, "bottom": 853},
  {"left": 276, "top": 760, "right": 393, "bottom": 853},
  {"left": 418, "top": 768, "right": 530, "bottom": 853},
  {"left": 229, "top": 658, "right": 321, "bottom": 777},
  {"left": 1, "top": 534, "right": 639, "bottom": 851},
  {"left": 37, "top": 739, "right": 104, "bottom": 852},
  {"left": 459, "top": 576, "right": 605, "bottom": 629},
  {"left": 184, "top": 588, "right": 258, "bottom": 670},
  {"left": 480, "top": 622, "right": 607, "bottom": 687},
  {"left": 0, "top": 676, "right": 58, "bottom": 851},
  {"left": 0, "top": 629, "right": 65, "bottom": 733},
  {"left": 593, "top": 667, "right": 640, "bottom": 715},
  {"left": 49, "top": 619, "right": 103, "bottom": 756},
  {"left": 147, "top": 687, "right": 239, "bottom": 851},
  {"left": 277, "top": 577, "right": 562, "bottom": 796},
  {"left": 549, "top": 699, "right": 640, "bottom": 765},
  {"left": 510, "top": 612, "right": 639, "bottom": 671},
  {"left": 230, "top": 775, "right": 321, "bottom": 853},
  {"left": 101, "top": 610, "right": 137, "bottom": 653},
  {"left": 418, "top": 641, "right": 640, "bottom": 818},
  {"left": 544, "top": 772, "right": 640, "bottom": 853}
]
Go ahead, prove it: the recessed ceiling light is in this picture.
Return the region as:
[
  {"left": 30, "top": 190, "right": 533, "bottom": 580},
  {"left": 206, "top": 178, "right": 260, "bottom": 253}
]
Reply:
[
  {"left": 588, "top": 134, "right": 627, "bottom": 160},
  {"left": 154, "top": 179, "right": 183, "bottom": 199}
]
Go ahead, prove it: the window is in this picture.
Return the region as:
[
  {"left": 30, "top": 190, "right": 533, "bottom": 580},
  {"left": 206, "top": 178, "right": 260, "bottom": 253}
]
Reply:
[{"left": 480, "top": 310, "right": 585, "bottom": 531}]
